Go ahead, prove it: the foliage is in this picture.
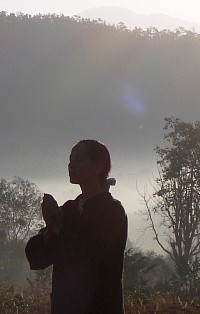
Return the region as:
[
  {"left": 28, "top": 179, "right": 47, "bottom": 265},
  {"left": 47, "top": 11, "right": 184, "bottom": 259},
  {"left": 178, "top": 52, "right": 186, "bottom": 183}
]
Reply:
[
  {"left": 0, "top": 240, "right": 29, "bottom": 284},
  {"left": 140, "top": 117, "right": 200, "bottom": 286},
  {"left": 124, "top": 291, "right": 200, "bottom": 313},
  {"left": 0, "top": 11, "right": 200, "bottom": 40},
  {"left": 125, "top": 288, "right": 152, "bottom": 306},
  {"left": 25, "top": 269, "right": 52, "bottom": 313},
  {"left": 123, "top": 249, "right": 175, "bottom": 293},
  {"left": 0, "top": 176, "right": 43, "bottom": 242},
  {"left": 0, "top": 177, "right": 43, "bottom": 283},
  {"left": 123, "top": 249, "right": 154, "bottom": 291},
  {"left": 0, "top": 283, "right": 29, "bottom": 313},
  {"left": 31, "top": 267, "right": 52, "bottom": 288}
]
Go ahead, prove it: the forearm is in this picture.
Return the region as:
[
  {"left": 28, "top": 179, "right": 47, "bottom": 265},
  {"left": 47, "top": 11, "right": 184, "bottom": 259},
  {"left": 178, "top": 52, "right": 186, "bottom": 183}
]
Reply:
[{"left": 25, "top": 229, "right": 58, "bottom": 270}]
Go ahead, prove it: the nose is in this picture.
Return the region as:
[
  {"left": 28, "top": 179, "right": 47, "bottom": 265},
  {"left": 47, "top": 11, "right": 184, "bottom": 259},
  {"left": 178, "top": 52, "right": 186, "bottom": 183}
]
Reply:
[{"left": 68, "top": 161, "right": 75, "bottom": 173}]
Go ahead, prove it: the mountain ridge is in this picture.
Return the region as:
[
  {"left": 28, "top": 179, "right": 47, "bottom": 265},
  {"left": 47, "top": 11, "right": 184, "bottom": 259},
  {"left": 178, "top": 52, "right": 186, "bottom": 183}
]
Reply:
[{"left": 79, "top": 6, "right": 200, "bottom": 32}]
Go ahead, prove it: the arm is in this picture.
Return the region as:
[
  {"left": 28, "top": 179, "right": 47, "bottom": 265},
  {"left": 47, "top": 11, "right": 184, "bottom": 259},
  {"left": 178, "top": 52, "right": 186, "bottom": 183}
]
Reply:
[
  {"left": 25, "top": 194, "right": 64, "bottom": 270},
  {"left": 25, "top": 227, "right": 59, "bottom": 270}
]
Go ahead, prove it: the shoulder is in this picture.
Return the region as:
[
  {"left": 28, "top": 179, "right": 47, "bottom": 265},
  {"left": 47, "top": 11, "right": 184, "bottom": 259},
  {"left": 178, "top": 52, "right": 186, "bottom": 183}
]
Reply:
[
  {"left": 60, "top": 199, "right": 75, "bottom": 209},
  {"left": 105, "top": 192, "right": 125, "bottom": 211},
  {"left": 109, "top": 196, "right": 126, "bottom": 216},
  {"left": 99, "top": 193, "right": 127, "bottom": 221},
  {"left": 60, "top": 194, "right": 81, "bottom": 210},
  {"left": 59, "top": 197, "right": 79, "bottom": 217},
  {"left": 99, "top": 194, "right": 128, "bottom": 240}
]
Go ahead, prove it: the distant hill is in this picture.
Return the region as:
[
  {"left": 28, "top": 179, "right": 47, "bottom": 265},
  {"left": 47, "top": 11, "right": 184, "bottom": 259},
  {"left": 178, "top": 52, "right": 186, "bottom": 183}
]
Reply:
[{"left": 79, "top": 6, "right": 200, "bottom": 33}]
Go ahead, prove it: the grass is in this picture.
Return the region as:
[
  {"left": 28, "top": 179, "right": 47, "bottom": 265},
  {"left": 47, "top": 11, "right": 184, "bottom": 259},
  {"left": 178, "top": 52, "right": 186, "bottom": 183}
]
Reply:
[
  {"left": 0, "top": 283, "right": 200, "bottom": 313},
  {"left": 124, "top": 291, "right": 200, "bottom": 313}
]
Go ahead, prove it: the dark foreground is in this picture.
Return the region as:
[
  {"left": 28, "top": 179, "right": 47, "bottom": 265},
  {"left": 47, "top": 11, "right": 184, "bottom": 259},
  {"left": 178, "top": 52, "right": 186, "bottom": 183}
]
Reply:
[{"left": 0, "top": 283, "right": 200, "bottom": 313}]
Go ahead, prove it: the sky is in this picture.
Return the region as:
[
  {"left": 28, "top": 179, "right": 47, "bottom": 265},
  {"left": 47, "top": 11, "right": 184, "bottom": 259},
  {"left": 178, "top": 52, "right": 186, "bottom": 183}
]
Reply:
[{"left": 1, "top": 0, "right": 200, "bottom": 24}]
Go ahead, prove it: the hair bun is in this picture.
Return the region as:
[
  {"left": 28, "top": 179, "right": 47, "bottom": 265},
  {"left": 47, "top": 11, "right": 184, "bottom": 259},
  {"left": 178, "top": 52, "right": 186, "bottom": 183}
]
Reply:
[{"left": 106, "top": 178, "right": 116, "bottom": 186}]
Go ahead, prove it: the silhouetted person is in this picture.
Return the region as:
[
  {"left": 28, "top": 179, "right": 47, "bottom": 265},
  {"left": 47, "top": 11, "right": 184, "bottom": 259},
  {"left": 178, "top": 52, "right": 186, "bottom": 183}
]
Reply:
[{"left": 25, "top": 139, "right": 127, "bottom": 314}]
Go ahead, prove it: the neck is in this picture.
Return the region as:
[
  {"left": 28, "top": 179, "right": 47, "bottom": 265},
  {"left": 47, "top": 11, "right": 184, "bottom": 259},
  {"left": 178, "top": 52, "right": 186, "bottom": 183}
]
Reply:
[{"left": 80, "top": 182, "right": 104, "bottom": 200}]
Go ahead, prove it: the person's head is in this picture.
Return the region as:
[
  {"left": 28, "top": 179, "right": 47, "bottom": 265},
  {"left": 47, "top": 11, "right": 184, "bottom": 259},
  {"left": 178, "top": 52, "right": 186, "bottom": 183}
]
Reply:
[{"left": 68, "top": 139, "right": 111, "bottom": 187}]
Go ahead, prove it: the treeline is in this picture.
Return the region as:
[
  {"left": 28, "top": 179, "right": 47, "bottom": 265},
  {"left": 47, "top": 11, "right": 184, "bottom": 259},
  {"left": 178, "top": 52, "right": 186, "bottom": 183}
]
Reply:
[{"left": 1, "top": 11, "right": 200, "bottom": 38}]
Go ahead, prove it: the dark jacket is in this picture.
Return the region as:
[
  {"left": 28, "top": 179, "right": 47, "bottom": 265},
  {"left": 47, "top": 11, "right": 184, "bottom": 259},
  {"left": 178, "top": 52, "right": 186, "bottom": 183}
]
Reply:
[{"left": 25, "top": 192, "right": 128, "bottom": 314}]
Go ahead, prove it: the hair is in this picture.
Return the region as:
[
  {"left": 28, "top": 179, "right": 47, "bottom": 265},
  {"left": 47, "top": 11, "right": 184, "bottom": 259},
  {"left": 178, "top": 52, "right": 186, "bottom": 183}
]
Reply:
[{"left": 76, "top": 139, "right": 111, "bottom": 185}]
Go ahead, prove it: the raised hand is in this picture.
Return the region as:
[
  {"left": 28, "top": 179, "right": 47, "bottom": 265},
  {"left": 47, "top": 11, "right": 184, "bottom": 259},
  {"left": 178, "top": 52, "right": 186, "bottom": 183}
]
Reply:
[{"left": 42, "top": 193, "right": 63, "bottom": 234}]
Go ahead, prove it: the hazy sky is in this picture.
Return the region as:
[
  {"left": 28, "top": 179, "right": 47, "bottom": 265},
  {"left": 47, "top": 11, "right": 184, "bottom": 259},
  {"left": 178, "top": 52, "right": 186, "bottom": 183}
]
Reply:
[{"left": 1, "top": 0, "right": 200, "bottom": 23}]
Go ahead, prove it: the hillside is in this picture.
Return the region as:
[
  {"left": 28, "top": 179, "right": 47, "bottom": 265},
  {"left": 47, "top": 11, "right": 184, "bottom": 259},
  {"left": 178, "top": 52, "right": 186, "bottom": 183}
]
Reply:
[
  {"left": 1, "top": 12, "right": 200, "bottom": 178},
  {"left": 79, "top": 6, "right": 200, "bottom": 32}
]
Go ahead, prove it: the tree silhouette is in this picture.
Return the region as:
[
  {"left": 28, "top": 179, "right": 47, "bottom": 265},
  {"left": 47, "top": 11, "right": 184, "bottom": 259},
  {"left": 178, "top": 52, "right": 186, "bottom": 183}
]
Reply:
[
  {"left": 0, "top": 176, "right": 43, "bottom": 242},
  {"left": 0, "top": 176, "right": 43, "bottom": 282},
  {"left": 140, "top": 117, "right": 200, "bottom": 286}
]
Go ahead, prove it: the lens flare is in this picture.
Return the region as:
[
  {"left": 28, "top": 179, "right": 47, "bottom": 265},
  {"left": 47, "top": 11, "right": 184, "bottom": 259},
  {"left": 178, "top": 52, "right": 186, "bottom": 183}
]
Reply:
[{"left": 122, "top": 85, "right": 147, "bottom": 116}]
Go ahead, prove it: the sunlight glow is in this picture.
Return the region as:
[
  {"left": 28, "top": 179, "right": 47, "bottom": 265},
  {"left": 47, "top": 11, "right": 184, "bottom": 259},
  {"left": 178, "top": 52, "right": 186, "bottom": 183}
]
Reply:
[{"left": 122, "top": 85, "right": 147, "bottom": 116}]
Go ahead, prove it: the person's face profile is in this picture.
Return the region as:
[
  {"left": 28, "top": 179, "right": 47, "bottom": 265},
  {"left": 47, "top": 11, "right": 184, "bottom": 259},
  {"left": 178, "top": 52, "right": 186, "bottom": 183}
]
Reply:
[{"left": 68, "top": 143, "right": 99, "bottom": 185}]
